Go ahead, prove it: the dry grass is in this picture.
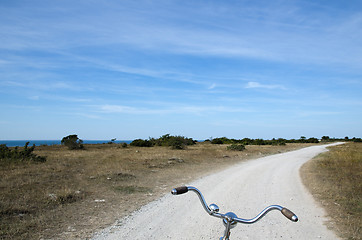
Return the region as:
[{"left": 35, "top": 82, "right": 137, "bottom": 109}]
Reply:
[
  {"left": 301, "top": 143, "right": 362, "bottom": 240},
  {"left": 0, "top": 142, "right": 314, "bottom": 239}
]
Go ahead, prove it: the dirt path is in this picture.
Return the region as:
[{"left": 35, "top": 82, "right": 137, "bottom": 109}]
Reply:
[{"left": 92, "top": 144, "right": 342, "bottom": 239}]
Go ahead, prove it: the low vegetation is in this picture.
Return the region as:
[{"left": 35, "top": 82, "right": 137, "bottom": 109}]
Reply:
[
  {"left": 301, "top": 143, "right": 361, "bottom": 240},
  {"left": 227, "top": 144, "right": 246, "bottom": 151},
  {"left": 0, "top": 142, "right": 46, "bottom": 165}
]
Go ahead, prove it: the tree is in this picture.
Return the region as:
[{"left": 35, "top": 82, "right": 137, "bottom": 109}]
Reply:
[
  {"left": 321, "top": 136, "right": 330, "bottom": 142},
  {"left": 61, "top": 134, "right": 84, "bottom": 150}
]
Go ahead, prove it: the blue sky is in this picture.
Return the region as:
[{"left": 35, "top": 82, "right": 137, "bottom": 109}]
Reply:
[{"left": 1, "top": 0, "right": 361, "bottom": 140}]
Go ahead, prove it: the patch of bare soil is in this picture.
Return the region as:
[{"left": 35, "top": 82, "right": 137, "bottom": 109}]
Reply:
[{"left": 0, "top": 143, "right": 314, "bottom": 239}]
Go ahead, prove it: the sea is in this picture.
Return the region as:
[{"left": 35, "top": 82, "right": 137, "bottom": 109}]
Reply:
[{"left": 0, "top": 140, "right": 132, "bottom": 147}]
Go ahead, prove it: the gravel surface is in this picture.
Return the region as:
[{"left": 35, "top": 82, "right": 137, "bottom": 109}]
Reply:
[{"left": 92, "top": 144, "right": 342, "bottom": 239}]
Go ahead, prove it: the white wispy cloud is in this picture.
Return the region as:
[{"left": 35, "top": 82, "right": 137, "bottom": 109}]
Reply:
[
  {"left": 45, "top": 95, "right": 92, "bottom": 103},
  {"left": 208, "top": 83, "right": 217, "bottom": 90},
  {"left": 74, "top": 113, "right": 103, "bottom": 119},
  {"left": 97, "top": 104, "right": 251, "bottom": 115},
  {"left": 28, "top": 96, "right": 40, "bottom": 100},
  {"left": 295, "top": 110, "right": 342, "bottom": 118},
  {"left": 245, "top": 82, "right": 286, "bottom": 90}
]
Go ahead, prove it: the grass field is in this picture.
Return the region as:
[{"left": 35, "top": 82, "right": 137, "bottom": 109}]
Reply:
[
  {"left": 0, "top": 142, "right": 315, "bottom": 239},
  {"left": 301, "top": 143, "right": 362, "bottom": 240}
]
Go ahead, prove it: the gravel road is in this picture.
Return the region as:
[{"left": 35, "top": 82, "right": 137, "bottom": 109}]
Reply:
[{"left": 92, "top": 144, "right": 342, "bottom": 239}]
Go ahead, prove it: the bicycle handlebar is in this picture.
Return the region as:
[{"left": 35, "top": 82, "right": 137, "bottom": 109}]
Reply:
[{"left": 171, "top": 186, "right": 298, "bottom": 224}]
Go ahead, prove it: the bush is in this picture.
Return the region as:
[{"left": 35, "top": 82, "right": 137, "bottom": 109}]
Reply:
[
  {"left": 168, "top": 137, "right": 187, "bottom": 150},
  {"left": 0, "top": 142, "right": 46, "bottom": 164},
  {"left": 131, "top": 134, "right": 196, "bottom": 149},
  {"left": 154, "top": 134, "right": 196, "bottom": 147},
  {"left": 61, "top": 134, "right": 84, "bottom": 150},
  {"left": 130, "top": 139, "right": 153, "bottom": 147},
  {"left": 227, "top": 144, "right": 246, "bottom": 151},
  {"left": 211, "top": 138, "right": 224, "bottom": 144},
  {"left": 211, "top": 137, "right": 244, "bottom": 145},
  {"left": 121, "top": 143, "right": 128, "bottom": 148},
  {"left": 307, "top": 137, "right": 319, "bottom": 143}
]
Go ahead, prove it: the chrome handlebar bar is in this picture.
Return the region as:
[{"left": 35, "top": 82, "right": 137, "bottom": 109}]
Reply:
[{"left": 172, "top": 186, "right": 298, "bottom": 240}]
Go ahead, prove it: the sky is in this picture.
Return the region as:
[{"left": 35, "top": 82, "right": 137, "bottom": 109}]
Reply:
[{"left": 0, "top": 0, "right": 361, "bottom": 140}]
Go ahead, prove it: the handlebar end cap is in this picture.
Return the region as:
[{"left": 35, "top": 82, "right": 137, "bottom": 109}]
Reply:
[{"left": 291, "top": 215, "right": 298, "bottom": 222}]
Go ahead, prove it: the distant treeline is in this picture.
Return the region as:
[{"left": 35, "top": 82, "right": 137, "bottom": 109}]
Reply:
[
  {"left": 207, "top": 136, "right": 362, "bottom": 145},
  {"left": 130, "top": 134, "right": 362, "bottom": 148}
]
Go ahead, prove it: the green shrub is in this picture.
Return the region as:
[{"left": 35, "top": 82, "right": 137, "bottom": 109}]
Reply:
[
  {"left": 211, "top": 138, "right": 224, "bottom": 144},
  {"left": 121, "top": 143, "right": 128, "bottom": 148},
  {"left": 211, "top": 137, "right": 238, "bottom": 145},
  {"left": 130, "top": 139, "right": 153, "bottom": 147},
  {"left": 227, "top": 144, "right": 246, "bottom": 151},
  {"left": 131, "top": 134, "right": 195, "bottom": 149},
  {"left": 168, "top": 138, "right": 186, "bottom": 149},
  {"left": 0, "top": 142, "right": 46, "bottom": 164},
  {"left": 154, "top": 134, "right": 195, "bottom": 147},
  {"left": 61, "top": 134, "right": 84, "bottom": 150}
]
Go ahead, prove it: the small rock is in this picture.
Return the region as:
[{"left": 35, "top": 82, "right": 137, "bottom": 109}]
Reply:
[
  {"left": 67, "top": 226, "right": 76, "bottom": 232},
  {"left": 48, "top": 193, "right": 57, "bottom": 201},
  {"left": 168, "top": 157, "right": 184, "bottom": 163}
]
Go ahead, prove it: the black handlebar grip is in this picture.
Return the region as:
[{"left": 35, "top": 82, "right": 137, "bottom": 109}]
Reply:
[
  {"left": 171, "top": 186, "right": 189, "bottom": 195},
  {"left": 281, "top": 208, "right": 298, "bottom": 222}
]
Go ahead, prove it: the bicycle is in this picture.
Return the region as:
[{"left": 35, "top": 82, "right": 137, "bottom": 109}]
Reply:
[{"left": 171, "top": 186, "right": 298, "bottom": 240}]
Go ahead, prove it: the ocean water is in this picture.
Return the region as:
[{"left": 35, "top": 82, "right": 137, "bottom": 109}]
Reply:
[{"left": 0, "top": 140, "right": 132, "bottom": 147}]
